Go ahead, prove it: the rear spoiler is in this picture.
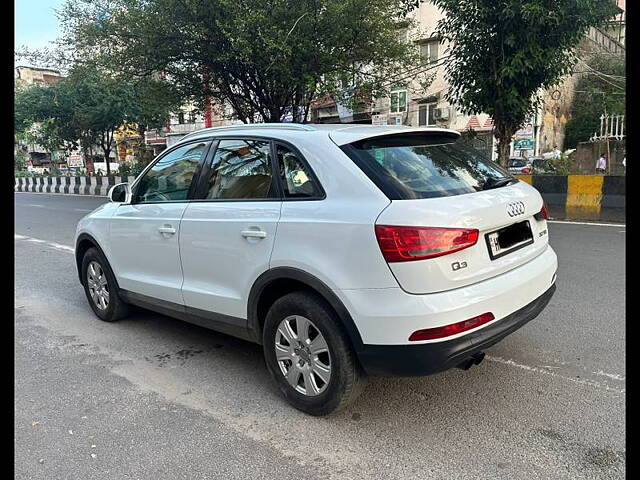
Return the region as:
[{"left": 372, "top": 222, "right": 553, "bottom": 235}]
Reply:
[{"left": 328, "top": 127, "right": 460, "bottom": 146}]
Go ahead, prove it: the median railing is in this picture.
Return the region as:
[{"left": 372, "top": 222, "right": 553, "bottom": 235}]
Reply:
[{"left": 15, "top": 176, "right": 137, "bottom": 196}]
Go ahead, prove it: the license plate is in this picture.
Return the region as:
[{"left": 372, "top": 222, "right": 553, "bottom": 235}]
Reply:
[{"left": 485, "top": 220, "right": 534, "bottom": 260}]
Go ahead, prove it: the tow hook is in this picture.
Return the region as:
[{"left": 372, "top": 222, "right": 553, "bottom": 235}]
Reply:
[{"left": 456, "top": 352, "right": 486, "bottom": 370}]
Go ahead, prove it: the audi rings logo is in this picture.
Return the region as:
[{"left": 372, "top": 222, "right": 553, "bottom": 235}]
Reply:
[{"left": 507, "top": 201, "right": 526, "bottom": 217}]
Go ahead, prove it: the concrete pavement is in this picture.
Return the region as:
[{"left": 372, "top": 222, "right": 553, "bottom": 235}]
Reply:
[{"left": 14, "top": 192, "right": 625, "bottom": 479}]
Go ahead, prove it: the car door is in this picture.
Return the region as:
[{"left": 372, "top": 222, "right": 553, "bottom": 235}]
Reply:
[
  {"left": 108, "top": 139, "right": 212, "bottom": 305},
  {"left": 179, "top": 137, "right": 282, "bottom": 322}
]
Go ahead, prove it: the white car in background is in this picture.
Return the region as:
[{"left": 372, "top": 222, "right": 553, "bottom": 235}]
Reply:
[
  {"left": 507, "top": 157, "right": 532, "bottom": 174},
  {"left": 75, "top": 124, "right": 557, "bottom": 415}
]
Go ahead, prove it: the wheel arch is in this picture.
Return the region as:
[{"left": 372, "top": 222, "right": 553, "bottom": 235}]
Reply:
[
  {"left": 247, "top": 267, "right": 364, "bottom": 351},
  {"left": 75, "top": 233, "right": 111, "bottom": 284}
]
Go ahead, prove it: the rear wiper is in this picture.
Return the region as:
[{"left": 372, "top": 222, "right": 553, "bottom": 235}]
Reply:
[{"left": 481, "top": 176, "right": 517, "bottom": 190}]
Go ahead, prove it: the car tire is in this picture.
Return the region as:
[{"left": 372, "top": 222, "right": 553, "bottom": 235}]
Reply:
[
  {"left": 262, "top": 290, "right": 367, "bottom": 416},
  {"left": 81, "top": 247, "right": 130, "bottom": 322}
]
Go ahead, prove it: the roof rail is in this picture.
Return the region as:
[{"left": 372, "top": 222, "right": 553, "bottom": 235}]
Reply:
[{"left": 180, "top": 123, "right": 316, "bottom": 141}]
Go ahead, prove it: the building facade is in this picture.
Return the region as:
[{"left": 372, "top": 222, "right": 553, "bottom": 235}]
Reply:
[{"left": 15, "top": 66, "right": 63, "bottom": 87}]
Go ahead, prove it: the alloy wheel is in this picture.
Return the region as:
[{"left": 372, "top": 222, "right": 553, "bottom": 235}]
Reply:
[
  {"left": 87, "top": 261, "right": 109, "bottom": 310},
  {"left": 274, "top": 315, "right": 332, "bottom": 396}
]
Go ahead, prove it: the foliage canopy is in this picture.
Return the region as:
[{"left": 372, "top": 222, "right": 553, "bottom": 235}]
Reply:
[
  {"left": 15, "top": 65, "right": 181, "bottom": 174},
  {"left": 431, "top": 0, "right": 619, "bottom": 165},
  {"left": 564, "top": 54, "right": 625, "bottom": 148},
  {"left": 50, "top": 0, "right": 422, "bottom": 122}
]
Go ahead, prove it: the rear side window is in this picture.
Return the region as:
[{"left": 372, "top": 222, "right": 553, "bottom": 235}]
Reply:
[
  {"left": 205, "top": 139, "right": 275, "bottom": 199},
  {"left": 341, "top": 135, "right": 511, "bottom": 200},
  {"left": 276, "top": 144, "right": 323, "bottom": 198}
]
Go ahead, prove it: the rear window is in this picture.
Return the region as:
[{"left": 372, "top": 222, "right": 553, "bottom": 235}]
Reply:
[{"left": 341, "top": 134, "right": 512, "bottom": 200}]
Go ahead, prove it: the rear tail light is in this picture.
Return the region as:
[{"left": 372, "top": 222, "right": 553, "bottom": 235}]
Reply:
[
  {"left": 409, "top": 312, "right": 495, "bottom": 341},
  {"left": 534, "top": 202, "right": 549, "bottom": 221},
  {"left": 375, "top": 225, "right": 479, "bottom": 262},
  {"left": 521, "top": 167, "right": 532, "bottom": 174}
]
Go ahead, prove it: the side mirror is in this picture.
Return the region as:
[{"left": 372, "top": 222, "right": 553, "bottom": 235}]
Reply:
[{"left": 108, "top": 183, "right": 131, "bottom": 203}]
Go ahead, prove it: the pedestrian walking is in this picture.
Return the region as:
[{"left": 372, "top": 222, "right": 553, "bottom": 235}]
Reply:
[{"left": 596, "top": 153, "right": 607, "bottom": 174}]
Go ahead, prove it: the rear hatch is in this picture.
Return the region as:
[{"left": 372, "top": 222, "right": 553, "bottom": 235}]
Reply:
[{"left": 339, "top": 130, "right": 549, "bottom": 294}]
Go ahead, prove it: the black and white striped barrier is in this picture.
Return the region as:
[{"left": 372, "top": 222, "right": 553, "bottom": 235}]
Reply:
[{"left": 15, "top": 176, "right": 137, "bottom": 196}]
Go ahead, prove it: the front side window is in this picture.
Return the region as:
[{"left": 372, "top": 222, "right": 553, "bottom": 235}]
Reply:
[
  {"left": 390, "top": 89, "right": 407, "bottom": 113},
  {"left": 341, "top": 134, "right": 512, "bottom": 200},
  {"left": 134, "top": 141, "right": 208, "bottom": 203},
  {"left": 205, "top": 139, "right": 274, "bottom": 199},
  {"left": 276, "top": 144, "right": 322, "bottom": 198}
]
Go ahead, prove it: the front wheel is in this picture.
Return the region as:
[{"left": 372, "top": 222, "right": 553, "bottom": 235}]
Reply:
[
  {"left": 81, "top": 247, "right": 130, "bottom": 322},
  {"left": 262, "top": 291, "right": 367, "bottom": 415}
]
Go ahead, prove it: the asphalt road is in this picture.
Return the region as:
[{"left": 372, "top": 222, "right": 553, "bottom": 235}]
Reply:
[{"left": 14, "top": 192, "right": 625, "bottom": 479}]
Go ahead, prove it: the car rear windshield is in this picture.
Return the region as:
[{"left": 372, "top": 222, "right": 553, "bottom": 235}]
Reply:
[{"left": 340, "top": 133, "right": 512, "bottom": 200}]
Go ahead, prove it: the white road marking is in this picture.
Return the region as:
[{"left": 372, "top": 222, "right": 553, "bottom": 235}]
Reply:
[
  {"left": 485, "top": 355, "right": 625, "bottom": 394},
  {"left": 548, "top": 220, "right": 625, "bottom": 227},
  {"left": 593, "top": 370, "right": 626, "bottom": 381},
  {"left": 15, "top": 234, "right": 75, "bottom": 254},
  {"left": 18, "top": 203, "right": 92, "bottom": 212}
]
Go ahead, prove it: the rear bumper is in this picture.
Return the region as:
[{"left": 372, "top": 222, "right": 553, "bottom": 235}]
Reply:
[
  {"left": 356, "top": 283, "right": 556, "bottom": 376},
  {"left": 337, "top": 245, "right": 557, "bottom": 345}
]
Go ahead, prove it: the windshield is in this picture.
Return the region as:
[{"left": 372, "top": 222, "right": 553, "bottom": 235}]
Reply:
[{"left": 340, "top": 134, "right": 512, "bottom": 200}]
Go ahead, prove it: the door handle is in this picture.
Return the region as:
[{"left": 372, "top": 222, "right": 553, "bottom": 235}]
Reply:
[
  {"left": 158, "top": 225, "right": 176, "bottom": 235},
  {"left": 241, "top": 230, "right": 267, "bottom": 239}
]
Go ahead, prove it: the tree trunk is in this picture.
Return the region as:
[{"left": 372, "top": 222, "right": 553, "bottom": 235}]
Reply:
[
  {"left": 100, "top": 129, "right": 115, "bottom": 176},
  {"left": 105, "top": 150, "right": 111, "bottom": 176},
  {"left": 494, "top": 126, "right": 514, "bottom": 168}
]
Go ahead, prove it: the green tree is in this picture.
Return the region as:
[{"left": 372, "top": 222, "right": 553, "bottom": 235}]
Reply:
[
  {"left": 15, "top": 150, "right": 27, "bottom": 172},
  {"left": 15, "top": 65, "right": 180, "bottom": 175},
  {"left": 52, "top": 0, "right": 420, "bottom": 123},
  {"left": 15, "top": 84, "right": 79, "bottom": 156},
  {"left": 431, "top": 0, "right": 618, "bottom": 166},
  {"left": 564, "top": 54, "right": 625, "bottom": 148}
]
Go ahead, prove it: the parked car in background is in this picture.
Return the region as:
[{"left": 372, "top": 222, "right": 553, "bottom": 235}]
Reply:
[
  {"left": 58, "top": 167, "right": 83, "bottom": 176},
  {"left": 508, "top": 157, "right": 532, "bottom": 174}
]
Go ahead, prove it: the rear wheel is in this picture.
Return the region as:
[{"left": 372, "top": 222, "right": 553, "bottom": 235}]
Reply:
[
  {"left": 262, "top": 291, "right": 367, "bottom": 415},
  {"left": 81, "top": 247, "right": 130, "bottom": 322}
]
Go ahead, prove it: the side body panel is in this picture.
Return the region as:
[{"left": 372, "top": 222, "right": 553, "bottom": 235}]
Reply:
[
  {"left": 269, "top": 136, "right": 396, "bottom": 290},
  {"left": 179, "top": 201, "right": 282, "bottom": 319},
  {"left": 108, "top": 203, "right": 189, "bottom": 304}
]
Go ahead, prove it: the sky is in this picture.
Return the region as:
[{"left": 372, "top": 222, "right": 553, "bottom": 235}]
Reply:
[{"left": 15, "top": 0, "right": 65, "bottom": 51}]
